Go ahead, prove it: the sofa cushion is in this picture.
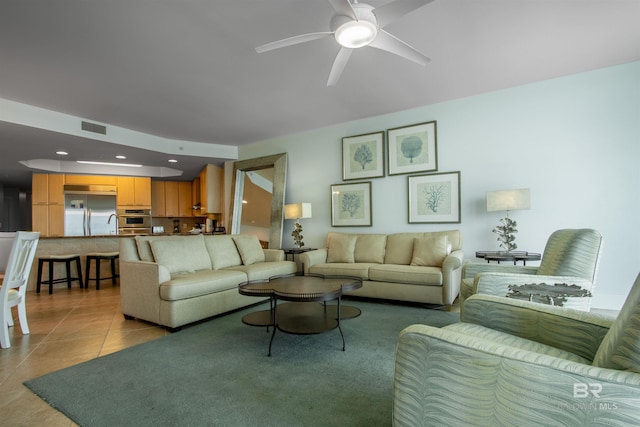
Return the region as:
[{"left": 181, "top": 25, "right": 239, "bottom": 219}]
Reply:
[
  {"left": 159, "top": 269, "right": 247, "bottom": 301},
  {"left": 150, "top": 235, "right": 212, "bottom": 275},
  {"left": 204, "top": 235, "right": 242, "bottom": 269},
  {"left": 309, "top": 263, "right": 374, "bottom": 280},
  {"left": 384, "top": 233, "right": 419, "bottom": 265},
  {"left": 327, "top": 234, "right": 357, "bottom": 263},
  {"left": 226, "top": 260, "right": 297, "bottom": 282},
  {"left": 369, "top": 264, "right": 443, "bottom": 286},
  {"left": 134, "top": 235, "right": 155, "bottom": 262},
  {"left": 410, "top": 235, "right": 449, "bottom": 267},
  {"left": 354, "top": 234, "right": 386, "bottom": 264},
  {"left": 233, "top": 235, "right": 266, "bottom": 265}
]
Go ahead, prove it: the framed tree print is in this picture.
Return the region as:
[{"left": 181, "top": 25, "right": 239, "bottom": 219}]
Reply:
[
  {"left": 387, "top": 120, "right": 437, "bottom": 175},
  {"left": 342, "top": 131, "right": 385, "bottom": 180},
  {"left": 331, "top": 182, "right": 372, "bottom": 227},
  {"left": 408, "top": 171, "right": 460, "bottom": 223}
]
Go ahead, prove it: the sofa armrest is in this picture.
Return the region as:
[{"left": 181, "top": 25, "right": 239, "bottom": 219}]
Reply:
[
  {"left": 394, "top": 324, "right": 640, "bottom": 426},
  {"left": 299, "top": 249, "right": 327, "bottom": 275},
  {"left": 119, "top": 260, "right": 163, "bottom": 324},
  {"left": 441, "top": 249, "right": 464, "bottom": 307},
  {"left": 263, "top": 249, "right": 284, "bottom": 262},
  {"left": 461, "top": 294, "right": 613, "bottom": 361},
  {"left": 462, "top": 262, "right": 538, "bottom": 280}
]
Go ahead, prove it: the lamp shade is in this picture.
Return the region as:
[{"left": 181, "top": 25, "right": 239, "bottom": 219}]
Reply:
[
  {"left": 486, "top": 189, "right": 531, "bottom": 212},
  {"left": 284, "top": 203, "right": 312, "bottom": 220}
]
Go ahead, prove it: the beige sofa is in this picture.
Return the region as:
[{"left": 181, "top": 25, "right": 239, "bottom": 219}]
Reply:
[
  {"left": 119, "top": 234, "right": 296, "bottom": 330},
  {"left": 299, "top": 231, "right": 463, "bottom": 310}
]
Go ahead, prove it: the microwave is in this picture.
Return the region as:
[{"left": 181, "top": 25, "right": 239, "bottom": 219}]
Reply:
[{"left": 117, "top": 208, "right": 151, "bottom": 231}]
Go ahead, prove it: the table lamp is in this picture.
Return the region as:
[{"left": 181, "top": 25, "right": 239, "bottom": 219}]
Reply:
[
  {"left": 284, "top": 203, "right": 312, "bottom": 248},
  {"left": 486, "top": 188, "right": 531, "bottom": 253}
]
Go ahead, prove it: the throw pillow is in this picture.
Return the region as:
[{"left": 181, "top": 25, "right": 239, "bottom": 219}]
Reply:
[
  {"left": 410, "top": 235, "right": 449, "bottom": 267},
  {"left": 149, "top": 235, "right": 212, "bottom": 275},
  {"left": 233, "top": 235, "right": 266, "bottom": 265},
  {"left": 326, "top": 234, "right": 356, "bottom": 263},
  {"left": 204, "top": 235, "right": 242, "bottom": 269},
  {"left": 134, "top": 236, "right": 155, "bottom": 262},
  {"left": 354, "top": 234, "right": 386, "bottom": 263}
]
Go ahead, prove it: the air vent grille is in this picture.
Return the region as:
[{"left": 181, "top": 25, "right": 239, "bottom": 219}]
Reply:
[{"left": 81, "top": 121, "right": 107, "bottom": 135}]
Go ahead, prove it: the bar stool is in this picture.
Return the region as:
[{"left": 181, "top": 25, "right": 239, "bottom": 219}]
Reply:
[
  {"left": 36, "top": 254, "right": 84, "bottom": 294},
  {"left": 85, "top": 252, "right": 119, "bottom": 290}
]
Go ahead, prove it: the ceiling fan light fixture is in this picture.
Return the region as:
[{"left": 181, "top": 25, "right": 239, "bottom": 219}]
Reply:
[{"left": 334, "top": 20, "right": 378, "bottom": 48}]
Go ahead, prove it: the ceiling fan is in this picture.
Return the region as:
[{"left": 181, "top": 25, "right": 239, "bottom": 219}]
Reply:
[{"left": 255, "top": 0, "right": 435, "bottom": 86}]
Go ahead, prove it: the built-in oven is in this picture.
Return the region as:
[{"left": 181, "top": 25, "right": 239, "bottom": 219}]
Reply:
[{"left": 117, "top": 208, "right": 152, "bottom": 235}]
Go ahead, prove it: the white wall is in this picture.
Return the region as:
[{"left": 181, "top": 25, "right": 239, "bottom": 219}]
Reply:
[{"left": 239, "top": 61, "right": 640, "bottom": 311}]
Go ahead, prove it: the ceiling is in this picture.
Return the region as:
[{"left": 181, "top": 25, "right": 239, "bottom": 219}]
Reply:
[{"left": 1, "top": 0, "right": 638, "bottom": 189}]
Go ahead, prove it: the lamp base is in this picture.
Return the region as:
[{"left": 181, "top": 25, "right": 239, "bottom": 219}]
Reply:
[
  {"left": 492, "top": 217, "right": 518, "bottom": 253},
  {"left": 291, "top": 221, "right": 304, "bottom": 249}
]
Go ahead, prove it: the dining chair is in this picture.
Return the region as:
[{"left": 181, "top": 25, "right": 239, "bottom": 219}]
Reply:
[{"left": 1, "top": 231, "right": 40, "bottom": 348}]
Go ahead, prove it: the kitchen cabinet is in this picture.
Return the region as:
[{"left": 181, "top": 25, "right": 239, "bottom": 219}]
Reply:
[
  {"left": 151, "top": 180, "right": 192, "bottom": 217},
  {"left": 31, "top": 174, "right": 65, "bottom": 236},
  {"left": 200, "top": 165, "right": 223, "bottom": 214},
  {"left": 151, "top": 181, "right": 166, "bottom": 216},
  {"left": 116, "top": 177, "right": 151, "bottom": 208},
  {"left": 64, "top": 175, "right": 117, "bottom": 185}
]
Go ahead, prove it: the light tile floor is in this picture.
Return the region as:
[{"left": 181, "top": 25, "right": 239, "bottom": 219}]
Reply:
[{"left": 0, "top": 282, "right": 168, "bottom": 426}]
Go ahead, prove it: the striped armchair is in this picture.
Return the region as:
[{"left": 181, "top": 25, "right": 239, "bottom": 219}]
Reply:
[
  {"left": 393, "top": 273, "right": 640, "bottom": 426},
  {"left": 461, "top": 229, "right": 603, "bottom": 311}
]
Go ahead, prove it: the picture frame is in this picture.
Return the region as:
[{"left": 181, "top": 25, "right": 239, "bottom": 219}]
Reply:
[
  {"left": 408, "top": 171, "right": 460, "bottom": 224},
  {"left": 331, "top": 182, "right": 372, "bottom": 227},
  {"left": 342, "top": 131, "right": 385, "bottom": 180},
  {"left": 387, "top": 120, "right": 437, "bottom": 175}
]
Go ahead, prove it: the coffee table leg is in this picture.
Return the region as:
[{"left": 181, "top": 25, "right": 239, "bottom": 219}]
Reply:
[
  {"left": 337, "top": 297, "right": 345, "bottom": 351},
  {"left": 268, "top": 298, "right": 278, "bottom": 357}
]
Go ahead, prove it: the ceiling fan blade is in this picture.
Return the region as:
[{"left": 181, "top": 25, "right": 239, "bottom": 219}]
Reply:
[
  {"left": 369, "top": 30, "right": 430, "bottom": 66},
  {"left": 328, "top": 0, "right": 357, "bottom": 20},
  {"left": 373, "top": 0, "right": 435, "bottom": 28},
  {"left": 327, "top": 47, "right": 353, "bottom": 86},
  {"left": 255, "top": 32, "right": 333, "bottom": 53}
]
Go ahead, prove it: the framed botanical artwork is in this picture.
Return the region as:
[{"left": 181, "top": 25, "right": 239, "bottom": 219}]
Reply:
[
  {"left": 331, "top": 182, "right": 372, "bottom": 227},
  {"left": 342, "top": 131, "right": 385, "bottom": 180},
  {"left": 408, "top": 171, "right": 461, "bottom": 224},
  {"left": 387, "top": 120, "right": 437, "bottom": 175}
]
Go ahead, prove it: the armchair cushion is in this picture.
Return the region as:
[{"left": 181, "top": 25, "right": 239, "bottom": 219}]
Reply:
[{"left": 537, "top": 228, "right": 603, "bottom": 280}]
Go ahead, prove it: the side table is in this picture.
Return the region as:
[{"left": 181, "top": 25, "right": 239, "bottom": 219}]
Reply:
[
  {"left": 283, "top": 247, "right": 316, "bottom": 273},
  {"left": 475, "top": 251, "right": 541, "bottom": 266}
]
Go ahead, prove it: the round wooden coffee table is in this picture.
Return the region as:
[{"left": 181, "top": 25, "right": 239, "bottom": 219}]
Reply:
[{"left": 238, "top": 274, "right": 362, "bottom": 356}]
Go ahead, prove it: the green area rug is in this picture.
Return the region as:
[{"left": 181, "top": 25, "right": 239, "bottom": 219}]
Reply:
[{"left": 25, "top": 299, "right": 459, "bottom": 427}]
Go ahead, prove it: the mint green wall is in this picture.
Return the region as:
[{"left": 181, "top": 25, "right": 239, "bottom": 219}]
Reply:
[{"left": 240, "top": 61, "right": 640, "bottom": 310}]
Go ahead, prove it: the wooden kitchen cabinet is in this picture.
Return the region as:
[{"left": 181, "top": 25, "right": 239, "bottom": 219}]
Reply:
[
  {"left": 116, "top": 177, "right": 151, "bottom": 207},
  {"left": 200, "top": 165, "right": 223, "bottom": 214},
  {"left": 164, "top": 182, "right": 180, "bottom": 217},
  {"left": 31, "top": 173, "right": 65, "bottom": 235},
  {"left": 178, "top": 181, "right": 192, "bottom": 217},
  {"left": 64, "top": 175, "right": 117, "bottom": 185},
  {"left": 151, "top": 181, "right": 166, "bottom": 216}
]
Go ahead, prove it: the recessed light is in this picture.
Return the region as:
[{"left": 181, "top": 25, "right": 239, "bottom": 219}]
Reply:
[
  {"left": 77, "top": 160, "right": 142, "bottom": 168},
  {"left": 168, "top": 159, "right": 178, "bottom": 163},
  {"left": 56, "top": 151, "right": 68, "bottom": 156},
  {"left": 115, "top": 155, "right": 127, "bottom": 159}
]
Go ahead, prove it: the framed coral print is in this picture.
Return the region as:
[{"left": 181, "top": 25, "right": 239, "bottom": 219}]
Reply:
[
  {"left": 331, "top": 182, "right": 372, "bottom": 227},
  {"left": 342, "top": 131, "right": 385, "bottom": 180},
  {"left": 408, "top": 171, "right": 460, "bottom": 223},
  {"left": 387, "top": 120, "right": 437, "bottom": 175}
]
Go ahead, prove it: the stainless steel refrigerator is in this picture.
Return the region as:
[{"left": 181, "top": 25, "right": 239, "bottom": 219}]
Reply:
[{"left": 64, "top": 193, "right": 117, "bottom": 236}]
